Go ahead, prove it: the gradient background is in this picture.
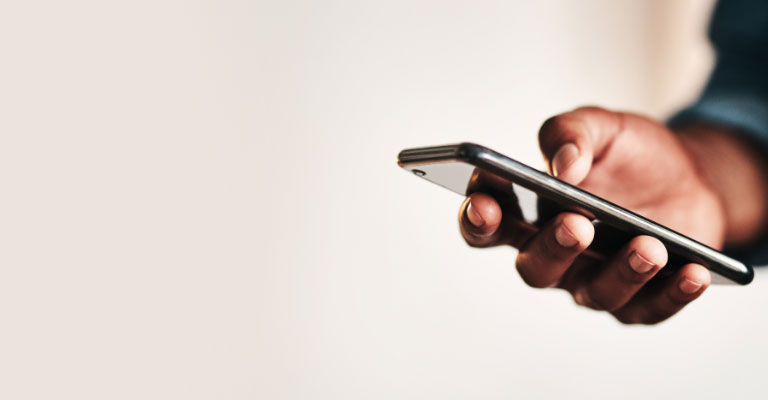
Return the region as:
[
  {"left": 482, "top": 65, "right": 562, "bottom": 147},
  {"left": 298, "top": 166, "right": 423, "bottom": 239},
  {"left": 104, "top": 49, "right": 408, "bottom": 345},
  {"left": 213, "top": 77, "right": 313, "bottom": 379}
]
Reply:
[{"left": 2, "top": 0, "right": 766, "bottom": 399}]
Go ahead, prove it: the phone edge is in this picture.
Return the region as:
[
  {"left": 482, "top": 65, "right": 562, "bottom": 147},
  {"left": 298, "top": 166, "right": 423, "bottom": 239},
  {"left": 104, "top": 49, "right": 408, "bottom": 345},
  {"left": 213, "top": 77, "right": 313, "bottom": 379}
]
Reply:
[{"left": 398, "top": 142, "right": 754, "bottom": 285}]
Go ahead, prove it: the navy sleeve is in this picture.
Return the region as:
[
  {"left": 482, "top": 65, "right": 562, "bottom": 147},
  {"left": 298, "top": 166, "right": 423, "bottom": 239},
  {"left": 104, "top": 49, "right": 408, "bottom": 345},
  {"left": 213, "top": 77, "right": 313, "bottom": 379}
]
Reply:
[{"left": 669, "top": 0, "right": 768, "bottom": 265}]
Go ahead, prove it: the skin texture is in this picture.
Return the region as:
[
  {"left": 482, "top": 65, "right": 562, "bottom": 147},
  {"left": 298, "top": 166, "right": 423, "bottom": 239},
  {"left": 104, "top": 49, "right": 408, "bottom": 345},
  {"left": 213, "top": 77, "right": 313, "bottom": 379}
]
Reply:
[{"left": 458, "top": 106, "right": 768, "bottom": 324}]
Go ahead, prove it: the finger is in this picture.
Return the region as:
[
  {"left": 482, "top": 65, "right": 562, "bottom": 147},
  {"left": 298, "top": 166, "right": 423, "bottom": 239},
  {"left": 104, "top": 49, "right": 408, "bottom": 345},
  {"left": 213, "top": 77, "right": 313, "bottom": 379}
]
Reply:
[
  {"left": 538, "top": 106, "right": 625, "bottom": 184},
  {"left": 515, "top": 212, "right": 594, "bottom": 288},
  {"left": 612, "top": 263, "right": 711, "bottom": 325},
  {"left": 575, "top": 236, "right": 668, "bottom": 311},
  {"left": 458, "top": 192, "right": 503, "bottom": 247}
]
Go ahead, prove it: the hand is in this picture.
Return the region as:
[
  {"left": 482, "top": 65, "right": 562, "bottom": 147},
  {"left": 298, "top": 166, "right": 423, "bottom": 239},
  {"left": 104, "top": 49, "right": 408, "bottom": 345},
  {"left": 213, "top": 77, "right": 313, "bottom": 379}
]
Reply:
[{"left": 458, "top": 106, "right": 767, "bottom": 324}]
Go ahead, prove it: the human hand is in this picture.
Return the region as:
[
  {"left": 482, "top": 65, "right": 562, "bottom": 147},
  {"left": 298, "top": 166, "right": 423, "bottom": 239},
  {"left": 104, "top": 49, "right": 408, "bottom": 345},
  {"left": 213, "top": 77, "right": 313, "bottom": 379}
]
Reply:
[{"left": 459, "top": 107, "right": 730, "bottom": 324}]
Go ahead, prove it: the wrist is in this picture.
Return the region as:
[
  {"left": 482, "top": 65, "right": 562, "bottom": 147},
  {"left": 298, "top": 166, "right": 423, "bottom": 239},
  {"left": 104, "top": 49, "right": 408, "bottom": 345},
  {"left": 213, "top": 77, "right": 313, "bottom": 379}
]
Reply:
[{"left": 675, "top": 123, "right": 768, "bottom": 247}]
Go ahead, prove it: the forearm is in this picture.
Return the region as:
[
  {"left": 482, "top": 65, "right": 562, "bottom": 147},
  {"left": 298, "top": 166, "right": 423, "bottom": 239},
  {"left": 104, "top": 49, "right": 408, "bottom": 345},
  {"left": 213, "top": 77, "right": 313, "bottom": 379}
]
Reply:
[{"left": 676, "top": 124, "right": 768, "bottom": 246}]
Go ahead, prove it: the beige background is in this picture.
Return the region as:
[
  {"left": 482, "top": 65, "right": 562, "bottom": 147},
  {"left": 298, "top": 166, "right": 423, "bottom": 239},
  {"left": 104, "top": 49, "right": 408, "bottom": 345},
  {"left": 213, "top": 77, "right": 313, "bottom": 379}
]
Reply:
[{"left": 2, "top": 0, "right": 766, "bottom": 399}]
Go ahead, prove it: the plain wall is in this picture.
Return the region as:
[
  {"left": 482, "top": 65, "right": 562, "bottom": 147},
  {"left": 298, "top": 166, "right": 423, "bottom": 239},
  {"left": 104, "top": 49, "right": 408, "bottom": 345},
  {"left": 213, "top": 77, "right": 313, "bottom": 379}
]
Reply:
[{"left": 2, "top": 1, "right": 767, "bottom": 399}]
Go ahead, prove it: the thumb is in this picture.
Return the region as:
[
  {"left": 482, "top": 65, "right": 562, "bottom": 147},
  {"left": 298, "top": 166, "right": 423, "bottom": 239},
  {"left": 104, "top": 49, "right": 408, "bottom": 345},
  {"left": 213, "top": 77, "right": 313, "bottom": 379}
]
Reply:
[{"left": 538, "top": 106, "right": 625, "bottom": 185}]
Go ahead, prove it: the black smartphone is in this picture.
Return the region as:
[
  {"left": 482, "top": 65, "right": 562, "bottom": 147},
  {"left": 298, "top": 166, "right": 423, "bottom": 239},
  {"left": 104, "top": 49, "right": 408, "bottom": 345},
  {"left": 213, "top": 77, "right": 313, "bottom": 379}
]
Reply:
[{"left": 397, "top": 142, "right": 753, "bottom": 285}]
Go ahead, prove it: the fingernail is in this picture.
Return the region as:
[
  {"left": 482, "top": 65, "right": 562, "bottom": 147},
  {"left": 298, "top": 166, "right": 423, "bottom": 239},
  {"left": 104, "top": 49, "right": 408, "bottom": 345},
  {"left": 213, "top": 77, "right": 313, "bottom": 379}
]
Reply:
[
  {"left": 555, "top": 224, "right": 579, "bottom": 247},
  {"left": 679, "top": 278, "right": 703, "bottom": 294},
  {"left": 552, "top": 143, "right": 579, "bottom": 178},
  {"left": 628, "top": 251, "right": 655, "bottom": 274},
  {"left": 466, "top": 201, "right": 485, "bottom": 227}
]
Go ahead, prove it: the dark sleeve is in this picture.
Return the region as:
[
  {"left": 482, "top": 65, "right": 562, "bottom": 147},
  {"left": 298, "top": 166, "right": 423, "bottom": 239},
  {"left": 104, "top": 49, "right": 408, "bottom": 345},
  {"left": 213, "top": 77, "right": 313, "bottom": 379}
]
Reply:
[{"left": 668, "top": 0, "right": 768, "bottom": 265}]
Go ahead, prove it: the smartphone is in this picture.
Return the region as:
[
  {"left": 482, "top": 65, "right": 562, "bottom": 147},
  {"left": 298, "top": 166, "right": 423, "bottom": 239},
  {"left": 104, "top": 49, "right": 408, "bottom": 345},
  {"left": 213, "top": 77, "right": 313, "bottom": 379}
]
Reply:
[{"left": 397, "top": 142, "right": 753, "bottom": 285}]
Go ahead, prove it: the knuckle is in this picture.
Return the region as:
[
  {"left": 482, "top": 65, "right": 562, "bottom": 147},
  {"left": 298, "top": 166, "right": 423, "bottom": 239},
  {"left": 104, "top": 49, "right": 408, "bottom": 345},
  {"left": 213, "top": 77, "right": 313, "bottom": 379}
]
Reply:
[
  {"left": 573, "top": 105, "right": 606, "bottom": 114},
  {"left": 614, "top": 308, "right": 666, "bottom": 325},
  {"left": 584, "top": 289, "right": 617, "bottom": 312},
  {"left": 465, "top": 239, "right": 485, "bottom": 248},
  {"left": 539, "top": 115, "right": 571, "bottom": 140},
  {"left": 517, "top": 269, "right": 553, "bottom": 289},
  {"left": 571, "top": 289, "right": 595, "bottom": 309},
  {"left": 665, "top": 290, "right": 693, "bottom": 307},
  {"left": 516, "top": 257, "right": 554, "bottom": 289},
  {"left": 613, "top": 312, "right": 639, "bottom": 325},
  {"left": 642, "top": 307, "right": 671, "bottom": 325},
  {"left": 579, "top": 285, "right": 622, "bottom": 312},
  {"left": 539, "top": 111, "right": 593, "bottom": 138}
]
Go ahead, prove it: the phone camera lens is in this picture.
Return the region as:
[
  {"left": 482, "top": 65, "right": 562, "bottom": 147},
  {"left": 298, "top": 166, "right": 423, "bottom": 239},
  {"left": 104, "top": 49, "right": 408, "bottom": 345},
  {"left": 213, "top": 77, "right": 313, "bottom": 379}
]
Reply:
[{"left": 412, "top": 169, "right": 426, "bottom": 177}]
